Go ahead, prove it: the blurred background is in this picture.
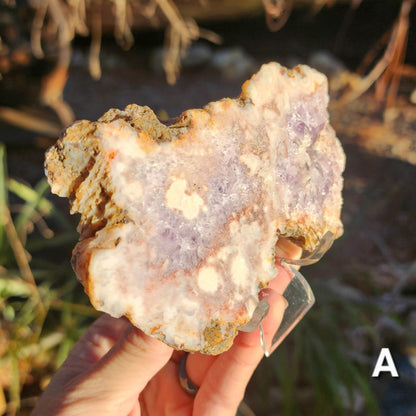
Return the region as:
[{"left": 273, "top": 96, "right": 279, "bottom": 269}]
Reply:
[{"left": 1, "top": 0, "right": 416, "bottom": 415}]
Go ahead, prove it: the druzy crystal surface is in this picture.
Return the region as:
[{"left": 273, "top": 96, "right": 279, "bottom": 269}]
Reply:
[{"left": 45, "top": 62, "right": 345, "bottom": 354}]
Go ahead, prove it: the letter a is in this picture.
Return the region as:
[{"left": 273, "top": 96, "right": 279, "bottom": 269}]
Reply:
[{"left": 371, "top": 348, "right": 399, "bottom": 377}]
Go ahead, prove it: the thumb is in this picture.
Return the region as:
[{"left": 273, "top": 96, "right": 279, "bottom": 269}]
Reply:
[{"left": 89, "top": 324, "right": 173, "bottom": 396}]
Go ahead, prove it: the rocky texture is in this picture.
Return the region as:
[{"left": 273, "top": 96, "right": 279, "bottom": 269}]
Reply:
[{"left": 45, "top": 62, "right": 345, "bottom": 354}]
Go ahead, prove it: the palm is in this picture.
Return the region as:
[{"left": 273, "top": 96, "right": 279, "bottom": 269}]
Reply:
[{"left": 32, "top": 239, "right": 300, "bottom": 416}]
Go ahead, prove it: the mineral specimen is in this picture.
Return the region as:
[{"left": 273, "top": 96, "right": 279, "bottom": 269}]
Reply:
[{"left": 45, "top": 62, "right": 345, "bottom": 354}]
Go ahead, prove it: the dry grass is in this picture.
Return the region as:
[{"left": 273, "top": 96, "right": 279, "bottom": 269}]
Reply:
[
  {"left": 336, "top": 0, "right": 416, "bottom": 108},
  {"left": 0, "top": 144, "right": 98, "bottom": 415},
  {"left": 1, "top": 0, "right": 414, "bottom": 130}
]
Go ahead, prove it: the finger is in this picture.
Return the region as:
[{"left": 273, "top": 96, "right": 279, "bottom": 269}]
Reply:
[
  {"left": 34, "top": 324, "right": 173, "bottom": 416},
  {"left": 139, "top": 359, "right": 194, "bottom": 416},
  {"left": 187, "top": 256, "right": 293, "bottom": 396},
  {"left": 128, "top": 401, "right": 141, "bottom": 416},
  {"left": 67, "top": 314, "right": 130, "bottom": 366},
  {"left": 187, "top": 243, "right": 296, "bottom": 386},
  {"left": 275, "top": 237, "right": 302, "bottom": 261},
  {"left": 258, "top": 289, "right": 289, "bottom": 352},
  {"left": 194, "top": 294, "right": 288, "bottom": 416},
  {"left": 42, "top": 314, "right": 130, "bottom": 386},
  {"left": 186, "top": 353, "right": 216, "bottom": 388},
  {"left": 87, "top": 324, "right": 173, "bottom": 398},
  {"left": 31, "top": 315, "right": 132, "bottom": 416},
  {"left": 268, "top": 260, "right": 294, "bottom": 293}
]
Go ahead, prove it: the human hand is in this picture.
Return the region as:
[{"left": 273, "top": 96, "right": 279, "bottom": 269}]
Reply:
[{"left": 32, "top": 240, "right": 300, "bottom": 416}]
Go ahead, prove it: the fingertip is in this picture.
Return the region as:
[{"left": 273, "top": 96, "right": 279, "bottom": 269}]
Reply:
[
  {"left": 120, "top": 324, "right": 173, "bottom": 362},
  {"left": 89, "top": 324, "right": 173, "bottom": 396},
  {"left": 275, "top": 237, "right": 302, "bottom": 260}
]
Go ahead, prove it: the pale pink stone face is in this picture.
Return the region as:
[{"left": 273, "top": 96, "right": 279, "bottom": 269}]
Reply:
[{"left": 45, "top": 62, "right": 345, "bottom": 354}]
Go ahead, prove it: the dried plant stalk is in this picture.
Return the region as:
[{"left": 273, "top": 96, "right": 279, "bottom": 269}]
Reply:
[
  {"left": 262, "top": 0, "right": 293, "bottom": 32},
  {"left": 337, "top": 0, "right": 415, "bottom": 108},
  {"left": 89, "top": 0, "right": 102, "bottom": 79}
]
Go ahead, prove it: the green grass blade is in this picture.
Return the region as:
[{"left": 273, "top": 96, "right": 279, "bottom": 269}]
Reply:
[
  {"left": 25, "top": 231, "right": 78, "bottom": 252},
  {"left": 7, "top": 178, "right": 74, "bottom": 232},
  {"left": 0, "top": 277, "right": 32, "bottom": 298},
  {"left": 0, "top": 143, "right": 8, "bottom": 257},
  {"left": 7, "top": 178, "right": 53, "bottom": 216},
  {"left": 13, "top": 179, "right": 51, "bottom": 237}
]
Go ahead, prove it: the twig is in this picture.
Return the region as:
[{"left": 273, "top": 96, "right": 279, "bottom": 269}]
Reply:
[
  {"left": 398, "top": 64, "right": 416, "bottom": 78},
  {"left": 30, "top": 0, "right": 49, "bottom": 59},
  {"left": 155, "top": 0, "right": 201, "bottom": 84},
  {"left": 1, "top": 207, "right": 47, "bottom": 416},
  {"left": 50, "top": 299, "right": 101, "bottom": 317},
  {"left": 142, "top": 0, "right": 158, "bottom": 19},
  {"left": 262, "top": 0, "right": 293, "bottom": 32},
  {"left": 376, "top": 0, "right": 414, "bottom": 107},
  {"left": 2, "top": 207, "right": 45, "bottom": 318},
  {"left": 113, "top": 0, "right": 134, "bottom": 49},
  {"left": 336, "top": 0, "right": 415, "bottom": 107},
  {"left": 38, "top": 0, "right": 75, "bottom": 126},
  {"left": 0, "top": 107, "right": 61, "bottom": 136},
  {"left": 356, "top": 30, "right": 391, "bottom": 76},
  {"left": 89, "top": 0, "right": 102, "bottom": 80},
  {"left": 334, "top": 0, "right": 363, "bottom": 52},
  {"left": 335, "top": 17, "right": 399, "bottom": 105},
  {"left": 70, "top": 0, "right": 89, "bottom": 36},
  {"left": 47, "top": 0, "right": 73, "bottom": 65}
]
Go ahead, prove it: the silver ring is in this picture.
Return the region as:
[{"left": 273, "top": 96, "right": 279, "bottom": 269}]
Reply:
[{"left": 178, "top": 353, "right": 199, "bottom": 396}]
